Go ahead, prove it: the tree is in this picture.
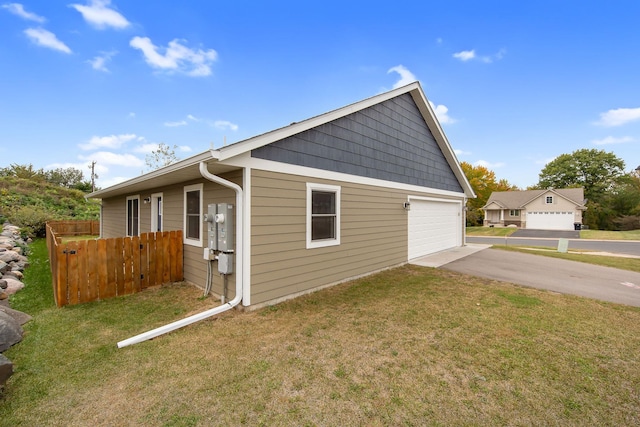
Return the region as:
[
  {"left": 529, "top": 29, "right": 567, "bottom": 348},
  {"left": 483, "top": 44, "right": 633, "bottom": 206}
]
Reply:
[
  {"left": 44, "top": 167, "right": 85, "bottom": 188},
  {"left": 536, "top": 149, "right": 626, "bottom": 203},
  {"left": 145, "top": 143, "right": 180, "bottom": 171},
  {"left": 461, "top": 162, "right": 518, "bottom": 226}
]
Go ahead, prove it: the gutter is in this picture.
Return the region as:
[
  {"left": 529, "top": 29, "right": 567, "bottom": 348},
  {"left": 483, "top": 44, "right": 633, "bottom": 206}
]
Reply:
[{"left": 116, "top": 161, "right": 243, "bottom": 348}]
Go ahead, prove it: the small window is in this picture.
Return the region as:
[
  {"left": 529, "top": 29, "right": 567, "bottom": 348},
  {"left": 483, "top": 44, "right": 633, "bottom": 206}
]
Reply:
[
  {"left": 126, "top": 195, "right": 139, "bottom": 236},
  {"left": 151, "top": 192, "right": 163, "bottom": 232},
  {"left": 509, "top": 209, "right": 520, "bottom": 217},
  {"left": 307, "top": 183, "right": 340, "bottom": 249},
  {"left": 545, "top": 196, "right": 554, "bottom": 204},
  {"left": 184, "top": 184, "right": 203, "bottom": 246}
]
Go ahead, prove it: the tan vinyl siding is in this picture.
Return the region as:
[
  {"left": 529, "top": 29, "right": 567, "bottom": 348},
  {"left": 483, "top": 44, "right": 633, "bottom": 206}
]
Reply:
[
  {"left": 250, "top": 169, "right": 407, "bottom": 305},
  {"left": 98, "top": 171, "right": 241, "bottom": 298}
]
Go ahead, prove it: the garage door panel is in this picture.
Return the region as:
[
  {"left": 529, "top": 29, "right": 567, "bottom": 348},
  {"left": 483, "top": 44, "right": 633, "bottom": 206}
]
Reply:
[
  {"left": 526, "top": 212, "right": 574, "bottom": 230},
  {"left": 408, "top": 199, "right": 461, "bottom": 259}
]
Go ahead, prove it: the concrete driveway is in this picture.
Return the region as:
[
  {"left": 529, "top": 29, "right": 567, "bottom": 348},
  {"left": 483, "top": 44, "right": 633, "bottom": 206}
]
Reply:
[{"left": 436, "top": 248, "right": 640, "bottom": 307}]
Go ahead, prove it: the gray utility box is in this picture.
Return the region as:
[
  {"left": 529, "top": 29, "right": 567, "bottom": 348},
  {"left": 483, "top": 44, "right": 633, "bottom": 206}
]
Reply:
[{"left": 216, "top": 203, "right": 234, "bottom": 252}]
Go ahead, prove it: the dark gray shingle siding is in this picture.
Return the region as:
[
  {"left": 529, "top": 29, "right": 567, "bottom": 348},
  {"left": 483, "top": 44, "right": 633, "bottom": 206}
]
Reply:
[{"left": 251, "top": 93, "right": 463, "bottom": 193}]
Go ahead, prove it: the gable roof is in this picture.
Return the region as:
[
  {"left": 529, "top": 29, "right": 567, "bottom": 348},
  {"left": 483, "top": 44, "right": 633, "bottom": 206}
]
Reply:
[
  {"left": 88, "top": 82, "right": 474, "bottom": 199},
  {"left": 483, "top": 188, "right": 586, "bottom": 210}
]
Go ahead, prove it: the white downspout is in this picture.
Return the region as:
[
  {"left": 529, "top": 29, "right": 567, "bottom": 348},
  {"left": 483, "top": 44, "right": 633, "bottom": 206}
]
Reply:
[{"left": 116, "top": 162, "right": 243, "bottom": 348}]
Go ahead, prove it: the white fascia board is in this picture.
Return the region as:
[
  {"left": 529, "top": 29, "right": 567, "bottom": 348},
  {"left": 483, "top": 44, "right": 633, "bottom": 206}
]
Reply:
[
  {"left": 86, "top": 150, "right": 217, "bottom": 199},
  {"left": 216, "top": 82, "right": 424, "bottom": 162},
  {"left": 408, "top": 88, "right": 476, "bottom": 199}
]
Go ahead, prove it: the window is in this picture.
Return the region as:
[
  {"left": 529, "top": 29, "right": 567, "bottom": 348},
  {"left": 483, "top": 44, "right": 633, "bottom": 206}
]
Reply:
[
  {"left": 151, "top": 192, "right": 163, "bottom": 232},
  {"left": 184, "top": 184, "right": 203, "bottom": 246},
  {"left": 126, "top": 195, "right": 140, "bottom": 236},
  {"left": 509, "top": 209, "right": 520, "bottom": 217},
  {"left": 545, "top": 196, "right": 554, "bottom": 204},
  {"left": 306, "top": 183, "right": 340, "bottom": 249}
]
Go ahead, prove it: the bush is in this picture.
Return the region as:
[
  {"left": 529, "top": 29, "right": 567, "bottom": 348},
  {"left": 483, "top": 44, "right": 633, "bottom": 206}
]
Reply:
[{"left": 6, "top": 205, "right": 56, "bottom": 238}]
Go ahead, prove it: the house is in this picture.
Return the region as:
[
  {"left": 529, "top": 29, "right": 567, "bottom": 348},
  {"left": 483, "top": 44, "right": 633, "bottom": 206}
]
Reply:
[
  {"left": 88, "top": 82, "right": 475, "bottom": 312},
  {"left": 482, "top": 188, "right": 586, "bottom": 230}
]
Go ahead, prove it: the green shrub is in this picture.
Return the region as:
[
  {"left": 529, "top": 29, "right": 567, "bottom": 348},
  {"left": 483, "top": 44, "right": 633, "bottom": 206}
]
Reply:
[{"left": 7, "top": 205, "right": 57, "bottom": 238}]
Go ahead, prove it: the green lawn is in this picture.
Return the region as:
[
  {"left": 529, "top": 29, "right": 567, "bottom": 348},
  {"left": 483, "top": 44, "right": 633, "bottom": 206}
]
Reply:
[
  {"left": 467, "top": 226, "right": 640, "bottom": 240},
  {"left": 2, "top": 239, "right": 639, "bottom": 426}
]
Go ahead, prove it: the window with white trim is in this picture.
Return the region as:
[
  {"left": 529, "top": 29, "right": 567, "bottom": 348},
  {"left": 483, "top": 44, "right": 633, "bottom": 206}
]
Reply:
[
  {"left": 184, "top": 184, "right": 203, "bottom": 246},
  {"left": 509, "top": 209, "right": 520, "bottom": 217},
  {"left": 126, "top": 195, "right": 139, "bottom": 237},
  {"left": 306, "top": 183, "right": 340, "bottom": 249},
  {"left": 151, "top": 192, "right": 163, "bottom": 232},
  {"left": 545, "top": 196, "right": 554, "bottom": 204}
]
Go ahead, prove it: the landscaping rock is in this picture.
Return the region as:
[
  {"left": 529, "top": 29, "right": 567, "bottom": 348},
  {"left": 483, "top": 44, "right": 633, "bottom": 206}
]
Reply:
[
  {"left": 0, "top": 251, "right": 20, "bottom": 263},
  {"left": 0, "top": 354, "right": 13, "bottom": 387},
  {"left": 0, "top": 279, "right": 6, "bottom": 289},
  {"left": 2, "top": 277, "right": 24, "bottom": 295},
  {"left": 0, "top": 306, "right": 31, "bottom": 326},
  {"left": 0, "top": 310, "right": 23, "bottom": 352},
  {"left": 0, "top": 260, "right": 9, "bottom": 274}
]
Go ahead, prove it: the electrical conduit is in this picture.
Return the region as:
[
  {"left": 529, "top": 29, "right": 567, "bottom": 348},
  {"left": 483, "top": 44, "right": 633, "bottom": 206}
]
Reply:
[{"left": 116, "top": 162, "right": 243, "bottom": 348}]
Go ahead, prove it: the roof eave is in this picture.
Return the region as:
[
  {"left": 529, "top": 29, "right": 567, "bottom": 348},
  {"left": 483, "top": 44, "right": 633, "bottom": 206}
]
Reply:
[{"left": 86, "top": 150, "right": 219, "bottom": 199}]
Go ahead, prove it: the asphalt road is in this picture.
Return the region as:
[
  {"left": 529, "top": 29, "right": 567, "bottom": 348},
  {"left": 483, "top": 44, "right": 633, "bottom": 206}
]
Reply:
[
  {"left": 466, "top": 236, "right": 640, "bottom": 256},
  {"left": 442, "top": 248, "right": 640, "bottom": 307}
]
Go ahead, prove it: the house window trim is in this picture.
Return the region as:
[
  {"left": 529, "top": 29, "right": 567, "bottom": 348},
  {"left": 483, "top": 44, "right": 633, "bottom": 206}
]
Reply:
[
  {"left": 183, "top": 183, "right": 203, "bottom": 247},
  {"left": 306, "top": 183, "right": 341, "bottom": 249},
  {"left": 151, "top": 192, "right": 163, "bottom": 233},
  {"left": 545, "top": 196, "right": 554, "bottom": 204},
  {"left": 126, "top": 195, "right": 140, "bottom": 237},
  {"left": 509, "top": 209, "right": 520, "bottom": 217}
]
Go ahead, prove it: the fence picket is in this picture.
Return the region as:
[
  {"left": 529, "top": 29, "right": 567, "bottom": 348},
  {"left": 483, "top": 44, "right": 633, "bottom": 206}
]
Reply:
[{"left": 46, "top": 221, "right": 183, "bottom": 306}]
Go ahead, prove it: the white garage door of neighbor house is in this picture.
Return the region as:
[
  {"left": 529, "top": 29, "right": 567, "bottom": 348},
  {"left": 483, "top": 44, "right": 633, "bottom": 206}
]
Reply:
[
  {"left": 408, "top": 199, "right": 461, "bottom": 259},
  {"left": 526, "top": 211, "right": 575, "bottom": 230}
]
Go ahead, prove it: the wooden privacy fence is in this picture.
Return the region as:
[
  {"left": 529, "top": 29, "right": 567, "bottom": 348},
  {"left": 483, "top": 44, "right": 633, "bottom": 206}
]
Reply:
[
  {"left": 47, "top": 219, "right": 100, "bottom": 236},
  {"left": 46, "top": 222, "right": 183, "bottom": 307}
]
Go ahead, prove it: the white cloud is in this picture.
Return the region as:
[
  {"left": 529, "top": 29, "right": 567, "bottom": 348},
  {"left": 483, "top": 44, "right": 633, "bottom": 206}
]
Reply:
[
  {"left": 133, "top": 143, "right": 159, "bottom": 153},
  {"left": 79, "top": 151, "right": 144, "bottom": 167},
  {"left": 595, "top": 107, "right": 640, "bottom": 127},
  {"left": 429, "top": 101, "right": 455, "bottom": 125},
  {"left": 178, "top": 145, "right": 192, "bottom": 152},
  {"left": 453, "top": 50, "right": 475, "bottom": 61},
  {"left": 164, "top": 120, "right": 187, "bottom": 127},
  {"left": 213, "top": 120, "right": 238, "bottom": 131},
  {"left": 127, "top": 112, "right": 135, "bottom": 118},
  {"left": 474, "top": 159, "right": 505, "bottom": 169},
  {"left": 453, "top": 49, "right": 505, "bottom": 63},
  {"left": 2, "top": 3, "right": 45, "bottom": 22},
  {"left": 87, "top": 50, "right": 117, "bottom": 72},
  {"left": 79, "top": 133, "right": 137, "bottom": 150},
  {"left": 187, "top": 114, "right": 199, "bottom": 121},
  {"left": 592, "top": 136, "right": 634, "bottom": 145},
  {"left": 454, "top": 148, "right": 471, "bottom": 156},
  {"left": 69, "top": 0, "right": 130, "bottom": 30},
  {"left": 129, "top": 36, "right": 218, "bottom": 77},
  {"left": 388, "top": 65, "right": 417, "bottom": 89},
  {"left": 24, "top": 28, "right": 71, "bottom": 54}
]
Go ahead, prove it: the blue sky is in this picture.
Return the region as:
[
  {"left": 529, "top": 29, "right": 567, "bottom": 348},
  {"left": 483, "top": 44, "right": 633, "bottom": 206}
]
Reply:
[{"left": 1, "top": 1, "right": 639, "bottom": 189}]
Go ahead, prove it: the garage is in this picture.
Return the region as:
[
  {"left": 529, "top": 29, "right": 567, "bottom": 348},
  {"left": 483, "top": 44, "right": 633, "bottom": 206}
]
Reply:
[
  {"left": 408, "top": 198, "right": 462, "bottom": 259},
  {"left": 526, "top": 211, "right": 575, "bottom": 230}
]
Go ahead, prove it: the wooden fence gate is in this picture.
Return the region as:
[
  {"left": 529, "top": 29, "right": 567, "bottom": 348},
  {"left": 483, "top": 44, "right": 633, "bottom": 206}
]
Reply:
[{"left": 46, "top": 223, "right": 183, "bottom": 307}]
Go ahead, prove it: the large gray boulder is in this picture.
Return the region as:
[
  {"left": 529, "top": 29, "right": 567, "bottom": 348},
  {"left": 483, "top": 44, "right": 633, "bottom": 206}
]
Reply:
[
  {"left": 0, "top": 354, "right": 13, "bottom": 387},
  {"left": 0, "top": 310, "right": 23, "bottom": 352}
]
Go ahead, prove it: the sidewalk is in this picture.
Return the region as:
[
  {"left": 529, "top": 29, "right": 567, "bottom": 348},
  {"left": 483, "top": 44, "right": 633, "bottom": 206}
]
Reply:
[{"left": 409, "top": 243, "right": 491, "bottom": 268}]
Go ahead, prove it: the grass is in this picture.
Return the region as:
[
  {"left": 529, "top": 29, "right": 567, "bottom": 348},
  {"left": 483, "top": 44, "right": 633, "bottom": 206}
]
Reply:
[
  {"left": 492, "top": 245, "right": 640, "bottom": 273},
  {"left": 2, "top": 240, "right": 640, "bottom": 426},
  {"left": 467, "top": 226, "right": 640, "bottom": 241}
]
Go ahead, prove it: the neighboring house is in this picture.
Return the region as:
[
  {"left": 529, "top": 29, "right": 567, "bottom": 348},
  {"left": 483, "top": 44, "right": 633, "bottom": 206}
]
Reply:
[
  {"left": 482, "top": 188, "right": 586, "bottom": 230},
  {"left": 88, "top": 82, "right": 475, "bottom": 310}
]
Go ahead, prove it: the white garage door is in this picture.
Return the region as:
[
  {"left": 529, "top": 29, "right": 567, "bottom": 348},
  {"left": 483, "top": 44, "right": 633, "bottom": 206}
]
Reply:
[
  {"left": 408, "top": 199, "right": 461, "bottom": 259},
  {"left": 526, "top": 211, "right": 575, "bottom": 230}
]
